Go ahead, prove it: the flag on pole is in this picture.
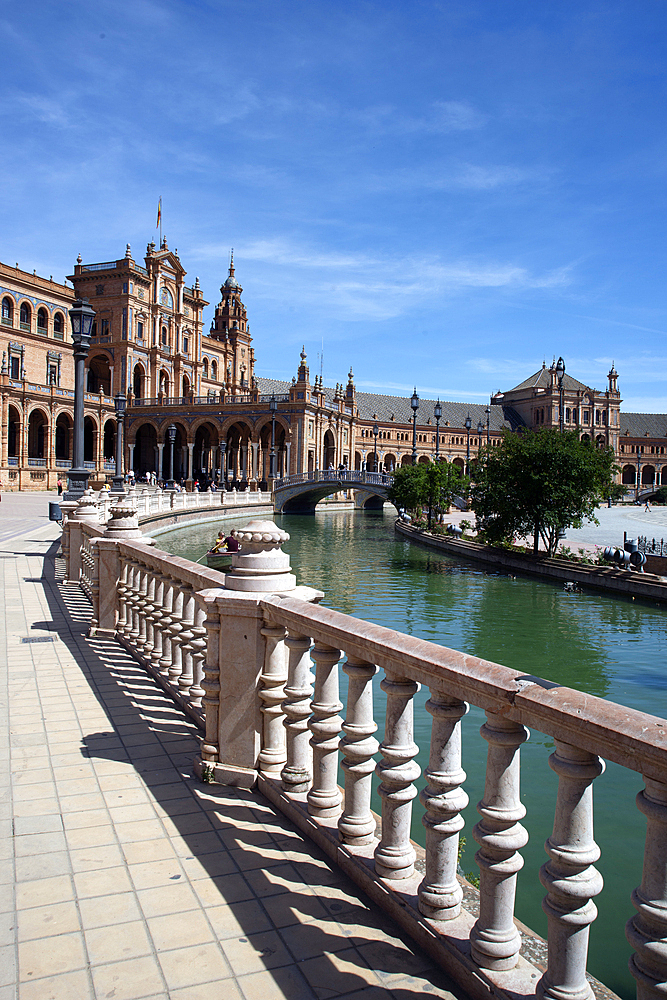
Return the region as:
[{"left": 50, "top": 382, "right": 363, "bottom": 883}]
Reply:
[{"left": 156, "top": 198, "right": 162, "bottom": 229}]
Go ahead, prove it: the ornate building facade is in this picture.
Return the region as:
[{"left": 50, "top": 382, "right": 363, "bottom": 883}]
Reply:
[{"left": 1, "top": 240, "right": 665, "bottom": 493}]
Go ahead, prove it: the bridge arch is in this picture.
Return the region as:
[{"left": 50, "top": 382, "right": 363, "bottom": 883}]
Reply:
[{"left": 274, "top": 470, "right": 395, "bottom": 515}]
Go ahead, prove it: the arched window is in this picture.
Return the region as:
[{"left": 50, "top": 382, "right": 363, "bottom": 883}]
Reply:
[
  {"left": 211, "top": 360, "right": 217, "bottom": 381},
  {"left": 19, "top": 302, "right": 31, "bottom": 330},
  {"left": 53, "top": 312, "right": 64, "bottom": 339},
  {"left": 1, "top": 297, "right": 13, "bottom": 325},
  {"left": 160, "top": 286, "right": 174, "bottom": 309},
  {"left": 37, "top": 308, "right": 48, "bottom": 333},
  {"left": 565, "top": 407, "right": 571, "bottom": 423},
  {"left": 202, "top": 358, "right": 209, "bottom": 378},
  {"left": 161, "top": 326, "right": 168, "bottom": 345}
]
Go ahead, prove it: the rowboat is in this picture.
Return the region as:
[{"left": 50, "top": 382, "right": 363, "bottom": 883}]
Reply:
[{"left": 205, "top": 550, "right": 234, "bottom": 570}]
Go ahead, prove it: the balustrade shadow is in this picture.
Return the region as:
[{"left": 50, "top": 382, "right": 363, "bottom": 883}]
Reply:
[{"left": 24, "top": 540, "right": 464, "bottom": 1000}]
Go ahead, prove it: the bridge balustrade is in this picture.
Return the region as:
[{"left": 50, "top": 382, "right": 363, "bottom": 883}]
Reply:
[{"left": 62, "top": 499, "right": 667, "bottom": 1000}]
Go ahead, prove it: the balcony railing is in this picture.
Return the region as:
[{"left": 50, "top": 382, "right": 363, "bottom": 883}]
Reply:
[
  {"left": 81, "top": 261, "right": 116, "bottom": 271},
  {"left": 20, "top": 322, "right": 30, "bottom": 331},
  {"left": 1, "top": 316, "right": 13, "bottom": 326},
  {"left": 55, "top": 458, "right": 72, "bottom": 468},
  {"left": 27, "top": 458, "right": 46, "bottom": 467},
  {"left": 7, "top": 457, "right": 18, "bottom": 466},
  {"left": 63, "top": 500, "right": 667, "bottom": 1000}
]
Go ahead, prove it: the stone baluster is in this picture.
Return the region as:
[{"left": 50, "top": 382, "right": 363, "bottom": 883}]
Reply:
[
  {"left": 338, "top": 655, "right": 379, "bottom": 846},
  {"left": 281, "top": 631, "right": 314, "bottom": 794},
  {"left": 116, "top": 557, "right": 130, "bottom": 636},
  {"left": 87, "top": 539, "right": 100, "bottom": 637},
  {"left": 158, "top": 576, "right": 174, "bottom": 677},
  {"left": 149, "top": 573, "right": 166, "bottom": 670},
  {"left": 189, "top": 603, "right": 207, "bottom": 708},
  {"left": 307, "top": 642, "right": 343, "bottom": 818},
  {"left": 374, "top": 672, "right": 421, "bottom": 879},
  {"left": 418, "top": 692, "right": 469, "bottom": 920},
  {"left": 259, "top": 624, "right": 288, "bottom": 773},
  {"left": 627, "top": 776, "right": 667, "bottom": 999},
  {"left": 200, "top": 598, "right": 221, "bottom": 764},
  {"left": 136, "top": 563, "right": 152, "bottom": 655},
  {"left": 470, "top": 712, "right": 529, "bottom": 971},
  {"left": 178, "top": 583, "right": 195, "bottom": 695},
  {"left": 537, "top": 741, "right": 604, "bottom": 1000},
  {"left": 126, "top": 559, "right": 141, "bottom": 645},
  {"left": 167, "top": 583, "right": 184, "bottom": 687}
]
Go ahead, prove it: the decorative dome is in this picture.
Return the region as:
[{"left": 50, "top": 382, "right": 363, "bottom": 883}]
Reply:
[{"left": 223, "top": 249, "right": 240, "bottom": 290}]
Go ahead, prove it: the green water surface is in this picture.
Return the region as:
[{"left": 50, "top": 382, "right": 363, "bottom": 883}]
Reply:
[{"left": 154, "top": 508, "right": 667, "bottom": 998}]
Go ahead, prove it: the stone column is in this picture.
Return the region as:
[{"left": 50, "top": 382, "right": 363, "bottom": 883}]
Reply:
[
  {"left": 258, "top": 624, "right": 288, "bottom": 773},
  {"left": 338, "top": 655, "right": 378, "bottom": 846},
  {"left": 471, "top": 712, "right": 529, "bottom": 971},
  {"left": 627, "top": 776, "right": 667, "bottom": 999},
  {"left": 374, "top": 672, "right": 421, "bottom": 879},
  {"left": 307, "top": 642, "right": 343, "bottom": 818},
  {"left": 418, "top": 693, "right": 469, "bottom": 920},
  {"left": 538, "top": 741, "right": 604, "bottom": 1000},
  {"left": 281, "top": 632, "right": 313, "bottom": 794},
  {"left": 187, "top": 442, "right": 194, "bottom": 482}
]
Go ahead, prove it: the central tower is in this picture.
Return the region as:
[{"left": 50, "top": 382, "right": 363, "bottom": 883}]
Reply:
[{"left": 208, "top": 252, "right": 255, "bottom": 391}]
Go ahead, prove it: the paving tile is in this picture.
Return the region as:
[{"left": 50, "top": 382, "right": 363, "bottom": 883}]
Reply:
[
  {"left": 14, "top": 831, "right": 67, "bottom": 857},
  {"left": 18, "top": 930, "right": 87, "bottom": 981},
  {"left": 17, "top": 900, "right": 81, "bottom": 941},
  {"left": 279, "top": 917, "right": 353, "bottom": 961},
  {"left": 13, "top": 815, "right": 63, "bottom": 837},
  {"left": 148, "top": 909, "right": 215, "bottom": 951},
  {"left": 137, "top": 882, "right": 201, "bottom": 918},
  {"left": 64, "top": 823, "right": 117, "bottom": 850},
  {"left": 298, "top": 948, "right": 383, "bottom": 999},
  {"left": 18, "top": 968, "right": 95, "bottom": 1000},
  {"left": 114, "top": 818, "right": 166, "bottom": 843},
  {"left": 85, "top": 918, "right": 153, "bottom": 965},
  {"left": 69, "top": 843, "right": 125, "bottom": 873},
  {"left": 78, "top": 891, "right": 143, "bottom": 929},
  {"left": 15, "top": 852, "right": 71, "bottom": 884},
  {"left": 122, "top": 838, "right": 179, "bottom": 866},
  {"left": 206, "top": 899, "right": 272, "bottom": 940},
  {"left": 237, "top": 965, "right": 316, "bottom": 1000},
  {"left": 170, "top": 983, "right": 243, "bottom": 1000},
  {"left": 61, "top": 808, "right": 109, "bottom": 831},
  {"left": 128, "top": 859, "right": 186, "bottom": 890},
  {"left": 158, "top": 942, "right": 233, "bottom": 990},
  {"left": 90, "top": 954, "right": 166, "bottom": 1000},
  {"left": 73, "top": 866, "right": 134, "bottom": 899},
  {"left": 222, "top": 929, "right": 294, "bottom": 975},
  {"left": 107, "top": 802, "right": 157, "bottom": 824}
]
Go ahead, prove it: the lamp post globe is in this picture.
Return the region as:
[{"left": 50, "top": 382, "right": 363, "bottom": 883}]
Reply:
[
  {"left": 64, "top": 298, "right": 96, "bottom": 501},
  {"left": 464, "top": 414, "right": 472, "bottom": 476},
  {"left": 411, "top": 388, "right": 419, "bottom": 465},
  {"left": 434, "top": 400, "right": 442, "bottom": 462},
  {"left": 110, "top": 392, "right": 126, "bottom": 495},
  {"left": 165, "top": 423, "right": 177, "bottom": 490},
  {"left": 555, "top": 356, "right": 566, "bottom": 432}
]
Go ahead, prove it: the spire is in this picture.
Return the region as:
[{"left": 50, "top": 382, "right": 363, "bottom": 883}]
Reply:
[{"left": 229, "top": 248, "right": 234, "bottom": 278}]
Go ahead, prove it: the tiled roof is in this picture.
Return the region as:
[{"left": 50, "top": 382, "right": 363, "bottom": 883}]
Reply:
[
  {"left": 618, "top": 413, "right": 667, "bottom": 438},
  {"left": 255, "top": 377, "right": 517, "bottom": 431},
  {"left": 507, "top": 367, "right": 591, "bottom": 393}
]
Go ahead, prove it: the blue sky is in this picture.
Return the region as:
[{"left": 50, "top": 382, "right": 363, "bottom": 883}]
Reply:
[{"left": 2, "top": 1, "right": 667, "bottom": 411}]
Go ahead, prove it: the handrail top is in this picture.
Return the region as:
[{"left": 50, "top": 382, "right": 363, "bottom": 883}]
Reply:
[{"left": 261, "top": 594, "right": 667, "bottom": 781}]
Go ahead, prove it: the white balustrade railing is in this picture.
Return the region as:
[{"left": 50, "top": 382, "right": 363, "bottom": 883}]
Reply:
[{"left": 60, "top": 498, "right": 667, "bottom": 1000}]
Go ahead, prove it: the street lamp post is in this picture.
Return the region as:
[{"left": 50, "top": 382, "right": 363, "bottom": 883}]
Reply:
[
  {"left": 220, "top": 441, "right": 227, "bottom": 488},
  {"left": 555, "top": 356, "right": 566, "bottom": 432},
  {"left": 434, "top": 400, "right": 442, "bottom": 462},
  {"left": 637, "top": 448, "right": 641, "bottom": 500},
  {"left": 373, "top": 422, "right": 379, "bottom": 473},
  {"left": 477, "top": 420, "right": 484, "bottom": 459},
  {"left": 110, "top": 392, "right": 126, "bottom": 494},
  {"left": 64, "top": 298, "right": 96, "bottom": 501},
  {"left": 269, "top": 395, "right": 277, "bottom": 480},
  {"left": 411, "top": 388, "right": 419, "bottom": 465},
  {"left": 465, "top": 414, "right": 472, "bottom": 475},
  {"left": 165, "top": 424, "right": 177, "bottom": 489},
  {"left": 486, "top": 404, "right": 491, "bottom": 446}
]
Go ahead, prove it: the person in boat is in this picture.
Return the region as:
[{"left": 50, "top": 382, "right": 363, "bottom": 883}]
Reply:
[
  {"left": 225, "top": 534, "right": 239, "bottom": 552},
  {"left": 210, "top": 531, "right": 226, "bottom": 554}
]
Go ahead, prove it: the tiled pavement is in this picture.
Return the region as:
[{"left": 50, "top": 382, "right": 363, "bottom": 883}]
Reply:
[{"left": 0, "top": 517, "right": 463, "bottom": 1000}]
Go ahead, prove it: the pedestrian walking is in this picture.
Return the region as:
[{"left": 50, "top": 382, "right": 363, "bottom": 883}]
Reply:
[
  {"left": 57, "top": 479, "right": 63, "bottom": 495},
  {"left": 645, "top": 499, "right": 651, "bottom": 512}
]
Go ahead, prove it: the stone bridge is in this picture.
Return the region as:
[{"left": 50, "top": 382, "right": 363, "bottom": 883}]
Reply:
[{"left": 273, "top": 469, "right": 395, "bottom": 514}]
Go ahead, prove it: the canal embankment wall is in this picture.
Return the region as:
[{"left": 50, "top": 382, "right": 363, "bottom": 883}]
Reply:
[
  {"left": 395, "top": 519, "right": 667, "bottom": 604},
  {"left": 139, "top": 500, "right": 273, "bottom": 536}
]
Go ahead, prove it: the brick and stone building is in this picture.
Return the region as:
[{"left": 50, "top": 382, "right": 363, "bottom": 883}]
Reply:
[{"left": 1, "top": 240, "right": 665, "bottom": 494}]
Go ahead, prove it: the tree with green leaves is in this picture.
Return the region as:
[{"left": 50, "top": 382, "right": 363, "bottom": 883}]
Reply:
[
  {"left": 388, "top": 461, "right": 468, "bottom": 525},
  {"left": 469, "top": 429, "right": 618, "bottom": 556}
]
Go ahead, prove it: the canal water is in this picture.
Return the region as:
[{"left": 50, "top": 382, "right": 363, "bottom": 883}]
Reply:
[{"left": 155, "top": 508, "right": 667, "bottom": 998}]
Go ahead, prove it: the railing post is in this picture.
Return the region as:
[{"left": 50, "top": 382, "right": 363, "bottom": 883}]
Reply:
[
  {"left": 158, "top": 576, "right": 174, "bottom": 677},
  {"left": 189, "top": 603, "right": 207, "bottom": 709},
  {"left": 167, "top": 582, "right": 184, "bottom": 687},
  {"left": 149, "top": 573, "right": 165, "bottom": 669},
  {"left": 178, "top": 583, "right": 195, "bottom": 695},
  {"left": 338, "top": 655, "right": 379, "bottom": 846},
  {"left": 281, "top": 631, "right": 313, "bottom": 794},
  {"left": 259, "top": 624, "right": 288, "bottom": 773},
  {"left": 374, "top": 672, "right": 421, "bottom": 879},
  {"left": 470, "top": 712, "right": 529, "bottom": 971},
  {"left": 116, "top": 555, "right": 129, "bottom": 636},
  {"left": 199, "top": 595, "right": 222, "bottom": 765},
  {"left": 537, "top": 741, "right": 604, "bottom": 1000},
  {"left": 307, "top": 642, "right": 343, "bottom": 818},
  {"left": 627, "top": 776, "right": 667, "bottom": 999},
  {"left": 418, "top": 693, "right": 469, "bottom": 920}
]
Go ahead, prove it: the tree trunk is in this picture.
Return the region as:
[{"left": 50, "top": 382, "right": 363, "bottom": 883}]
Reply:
[{"left": 533, "top": 521, "right": 540, "bottom": 555}]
